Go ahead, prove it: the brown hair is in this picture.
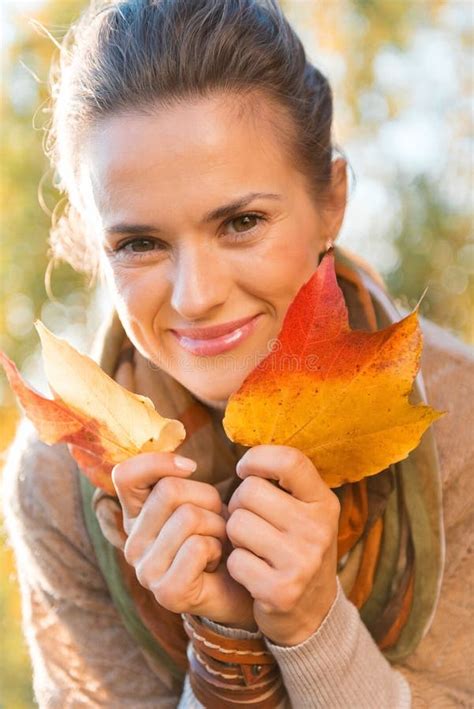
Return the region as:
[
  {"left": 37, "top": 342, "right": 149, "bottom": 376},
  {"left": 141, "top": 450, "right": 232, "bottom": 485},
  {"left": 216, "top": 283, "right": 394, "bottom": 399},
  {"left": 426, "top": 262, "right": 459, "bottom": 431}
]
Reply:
[{"left": 45, "top": 0, "right": 348, "bottom": 278}]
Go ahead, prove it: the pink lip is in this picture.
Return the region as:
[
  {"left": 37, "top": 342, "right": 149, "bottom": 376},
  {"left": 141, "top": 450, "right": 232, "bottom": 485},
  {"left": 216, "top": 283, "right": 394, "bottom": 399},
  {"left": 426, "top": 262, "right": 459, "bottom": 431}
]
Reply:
[
  {"left": 171, "top": 314, "right": 259, "bottom": 339},
  {"left": 171, "top": 314, "right": 262, "bottom": 356}
]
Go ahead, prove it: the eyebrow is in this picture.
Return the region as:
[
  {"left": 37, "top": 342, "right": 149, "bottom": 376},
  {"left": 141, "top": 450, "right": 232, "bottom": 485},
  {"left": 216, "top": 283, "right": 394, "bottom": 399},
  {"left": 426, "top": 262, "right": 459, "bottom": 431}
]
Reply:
[{"left": 104, "top": 191, "right": 282, "bottom": 236}]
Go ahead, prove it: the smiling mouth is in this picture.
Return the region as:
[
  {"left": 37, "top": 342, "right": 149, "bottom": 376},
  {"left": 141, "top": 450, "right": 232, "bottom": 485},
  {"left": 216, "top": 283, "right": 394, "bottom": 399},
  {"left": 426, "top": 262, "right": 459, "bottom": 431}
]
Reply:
[
  {"left": 170, "top": 313, "right": 260, "bottom": 340},
  {"left": 171, "top": 314, "right": 263, "bottom": 356}
]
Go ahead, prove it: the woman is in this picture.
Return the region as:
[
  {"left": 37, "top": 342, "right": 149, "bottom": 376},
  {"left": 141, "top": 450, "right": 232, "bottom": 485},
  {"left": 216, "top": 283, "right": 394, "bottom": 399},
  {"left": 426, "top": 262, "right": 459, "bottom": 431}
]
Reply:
[{"left": 3, "top": 1, "right": 473, "bottom": 707}]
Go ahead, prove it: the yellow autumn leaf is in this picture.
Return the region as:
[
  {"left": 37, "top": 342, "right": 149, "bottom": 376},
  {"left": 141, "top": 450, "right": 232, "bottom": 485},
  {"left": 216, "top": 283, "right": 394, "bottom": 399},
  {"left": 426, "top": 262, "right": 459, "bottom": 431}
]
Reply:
[{"left": 0, "top": 322, "right": 186, "bottom": 492}]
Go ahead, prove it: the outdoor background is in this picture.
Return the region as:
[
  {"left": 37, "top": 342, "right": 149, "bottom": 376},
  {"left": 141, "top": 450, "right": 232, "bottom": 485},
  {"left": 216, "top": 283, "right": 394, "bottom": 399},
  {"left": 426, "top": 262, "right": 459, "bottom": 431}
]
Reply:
[{"left": 1, "top": 0, "right": 472, "bottom": 706}]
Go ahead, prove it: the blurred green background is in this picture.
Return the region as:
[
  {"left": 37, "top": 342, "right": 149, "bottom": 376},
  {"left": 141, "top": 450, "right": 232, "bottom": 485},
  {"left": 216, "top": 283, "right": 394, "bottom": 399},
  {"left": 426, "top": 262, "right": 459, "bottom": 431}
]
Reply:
[{"left": 1, "top": 0, "right": 472, "bottom": 705}]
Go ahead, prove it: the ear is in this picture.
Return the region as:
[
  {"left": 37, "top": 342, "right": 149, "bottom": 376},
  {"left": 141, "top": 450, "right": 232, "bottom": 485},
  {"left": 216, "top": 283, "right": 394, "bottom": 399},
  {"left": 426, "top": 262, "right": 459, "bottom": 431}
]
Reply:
[{"left": 321, "top": 157, "right": 347, "bottom": 243}]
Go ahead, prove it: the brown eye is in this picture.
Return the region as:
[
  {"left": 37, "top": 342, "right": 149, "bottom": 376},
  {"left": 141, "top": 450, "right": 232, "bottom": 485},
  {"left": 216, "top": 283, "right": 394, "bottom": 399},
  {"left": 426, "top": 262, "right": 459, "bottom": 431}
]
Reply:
[
  {"left": 232, "top": 214, "right": 259, "bottom": 232},
  {"left": 128, "top": 238, "right": 156, "bottom": 251},
  {"left": 110, "top": 236, "right": 167, "bottom": 262},
  {"left": 224, "top": 212, "right": 265, "bottom": 241}
]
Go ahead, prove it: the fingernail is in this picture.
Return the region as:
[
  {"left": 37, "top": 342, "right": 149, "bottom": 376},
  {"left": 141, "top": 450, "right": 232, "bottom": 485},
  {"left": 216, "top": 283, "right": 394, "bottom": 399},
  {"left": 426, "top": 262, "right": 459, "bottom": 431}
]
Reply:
[{"left": 174, "top": 455, "right": 197, "bottom": 472}]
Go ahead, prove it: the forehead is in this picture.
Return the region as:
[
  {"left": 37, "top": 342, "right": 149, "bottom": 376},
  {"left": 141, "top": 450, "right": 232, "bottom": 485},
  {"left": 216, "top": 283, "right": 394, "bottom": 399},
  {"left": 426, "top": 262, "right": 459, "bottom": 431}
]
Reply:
[{"left": 84, "top": 95, "right": 295, "bottom": 219}]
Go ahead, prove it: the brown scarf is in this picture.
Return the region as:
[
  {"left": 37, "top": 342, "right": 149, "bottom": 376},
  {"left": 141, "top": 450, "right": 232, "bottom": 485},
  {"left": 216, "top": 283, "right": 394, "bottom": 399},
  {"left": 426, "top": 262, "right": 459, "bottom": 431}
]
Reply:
[{"left": 79, "top": 244, "right": 444, "bottom": 702}]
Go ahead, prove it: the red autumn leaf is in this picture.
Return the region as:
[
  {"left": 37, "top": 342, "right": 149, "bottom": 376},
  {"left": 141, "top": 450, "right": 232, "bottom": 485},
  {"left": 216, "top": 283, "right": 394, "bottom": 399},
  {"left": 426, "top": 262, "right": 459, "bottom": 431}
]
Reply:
[{"left": 223, "top": 250, "right": 444, "bottom": 487}]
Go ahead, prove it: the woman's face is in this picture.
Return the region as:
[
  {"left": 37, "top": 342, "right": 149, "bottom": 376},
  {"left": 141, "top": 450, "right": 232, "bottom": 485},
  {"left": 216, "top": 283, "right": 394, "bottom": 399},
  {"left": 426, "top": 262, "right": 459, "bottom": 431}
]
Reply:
[{"left": 84, "top": 94, "right": 346, "bottom": 409}]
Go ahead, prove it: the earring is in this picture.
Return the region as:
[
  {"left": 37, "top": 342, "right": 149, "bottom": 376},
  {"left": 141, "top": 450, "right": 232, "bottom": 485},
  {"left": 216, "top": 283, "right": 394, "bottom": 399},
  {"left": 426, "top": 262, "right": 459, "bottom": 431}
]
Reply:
[
  {"left": 318, "top": 237, "right": 334, "bottom": 265},
  {"left": 324, "top": 238, "right": 334, "bottom": 253}
]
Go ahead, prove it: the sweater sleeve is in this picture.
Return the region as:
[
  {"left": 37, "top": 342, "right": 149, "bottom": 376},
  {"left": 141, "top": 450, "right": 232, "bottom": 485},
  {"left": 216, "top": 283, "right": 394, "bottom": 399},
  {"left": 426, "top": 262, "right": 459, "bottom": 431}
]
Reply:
[
  {"left": 2, "top": 419, "right": 185, "bottom": 708},
  {"left": 264, "top": 576, "right": 410, "bottom": 708}
]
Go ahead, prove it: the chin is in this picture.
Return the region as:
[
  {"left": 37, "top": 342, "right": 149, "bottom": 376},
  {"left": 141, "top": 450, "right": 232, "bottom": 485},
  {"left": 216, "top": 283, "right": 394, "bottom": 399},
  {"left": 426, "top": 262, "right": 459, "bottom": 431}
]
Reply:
[
  {"left": 185, "top": 380, "right": 235, "bottom": 408},
  {"left": 195, "top": 394, "right": 228, "bottom": 411},
  {"left": 179, "top": 367, "right": 249, "bottom": 408}
]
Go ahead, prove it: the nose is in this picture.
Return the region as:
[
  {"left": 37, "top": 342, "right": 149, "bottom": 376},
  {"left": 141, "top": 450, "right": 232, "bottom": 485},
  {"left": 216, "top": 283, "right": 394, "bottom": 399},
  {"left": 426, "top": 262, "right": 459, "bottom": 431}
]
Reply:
[{"left": 170, "top": 241, "right": 230, "bottom": 321}]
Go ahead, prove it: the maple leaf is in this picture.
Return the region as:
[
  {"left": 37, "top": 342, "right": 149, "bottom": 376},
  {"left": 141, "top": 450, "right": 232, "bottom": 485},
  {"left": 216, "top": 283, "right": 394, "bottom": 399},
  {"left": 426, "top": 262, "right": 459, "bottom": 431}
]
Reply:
[
  {"left": 0, "top": 322, "right": 186, "bottom": 493},
  {"left": 222, "top": 250, "right": 444, "bottom": 487}
]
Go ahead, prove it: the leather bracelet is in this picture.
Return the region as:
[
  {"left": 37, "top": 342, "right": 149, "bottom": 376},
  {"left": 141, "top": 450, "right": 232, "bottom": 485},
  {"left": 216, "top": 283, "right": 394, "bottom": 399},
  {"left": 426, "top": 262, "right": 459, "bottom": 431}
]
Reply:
[{"left": 182, "top": 613, "right": 287, "bottom": 708}]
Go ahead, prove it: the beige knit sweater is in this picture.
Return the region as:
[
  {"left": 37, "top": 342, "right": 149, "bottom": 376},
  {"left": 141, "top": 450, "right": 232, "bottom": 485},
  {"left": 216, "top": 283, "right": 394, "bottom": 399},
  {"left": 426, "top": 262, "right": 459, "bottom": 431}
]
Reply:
[{"left": 2, "top": 315, "right": 473, "bottom": 708}]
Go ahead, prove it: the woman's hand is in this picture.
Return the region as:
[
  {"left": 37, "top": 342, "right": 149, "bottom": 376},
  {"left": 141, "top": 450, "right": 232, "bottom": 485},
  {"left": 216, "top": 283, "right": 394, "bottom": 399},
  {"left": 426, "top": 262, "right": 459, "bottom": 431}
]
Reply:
[
  {"left": 112, "top": 452, "right": 256, "bottom": 628},
  {"left": 225, "top": 445, "right": 341, "bottom": 646}
]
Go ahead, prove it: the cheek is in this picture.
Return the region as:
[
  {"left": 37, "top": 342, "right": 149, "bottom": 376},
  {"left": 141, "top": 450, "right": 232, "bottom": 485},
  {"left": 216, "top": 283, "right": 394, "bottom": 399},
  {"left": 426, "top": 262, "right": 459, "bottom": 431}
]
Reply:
[
  {"left": 103, "top": 262, "right": 167, "bottom": 326},
  {"left": 241, "top": 229, "right": 318, "bottom": 307}
]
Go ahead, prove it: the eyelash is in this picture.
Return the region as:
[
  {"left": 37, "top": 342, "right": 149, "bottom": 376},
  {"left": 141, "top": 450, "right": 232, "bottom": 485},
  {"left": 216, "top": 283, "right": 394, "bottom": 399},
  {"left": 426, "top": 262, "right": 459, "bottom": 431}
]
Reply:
[{"left": 112, "top": 212, "right": 266, "bottom": 261}]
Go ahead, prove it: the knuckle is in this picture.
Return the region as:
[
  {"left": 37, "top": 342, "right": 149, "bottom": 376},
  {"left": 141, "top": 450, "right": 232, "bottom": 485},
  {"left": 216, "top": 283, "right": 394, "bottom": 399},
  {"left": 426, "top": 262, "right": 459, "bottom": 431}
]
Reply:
[
  {"left": 239, "top": 475, "right": 265, "bottom": 503},
  {"left": 319, "top": 526, "right": 334, "bottom": 552},
  {"left": 123, "top": 536, "right": 141, "bottom": 566},
  {"left": 208, "top": 486, "right": 223, "bottom": 512},
  {"left": 226, "top": 547, "right": 244, "bottom": 575},
  {"left": 327, "top": 492, "right": 341, "bottom": 519},
  {"left": 123, "top": 515, "right": 137, "bottom": 537},
  {"left": 275, "top": 580, "right": 301, "bottom": 612},
  {"left": 279, "top": 446, "right": 304, "bottom": 470},
  {"left": 207, "top": 535, "right": 222, "bottom": 555},
  {"left": 292, "top": 551, "right": 313, "bottom": 583},
  {"left": 177, "top": 503, "right": 199, "bottom": 529},
  {"left": 306, "top": 516, "right": 335, "bottom": 552},
  {"left": 291, "top": 548, "right": 312, "bottom": 579},
  {"left": 307, "top": 523, "right": 333, "bottom": 553},
  {"left": 306, "top": 505, "right": 339, "bottom": 549},
  {"left": 150, "top": 579, "right": 174, "bottom": 609},
  {"left": 134, "top": 558, "right": 151, "bottom": 589},
  {"left": 151, "top": 580, "right": 192, "bottom": 614},
  {"left": 111, "top": 462, "right": 130, "bottom": 493},
  {"left": 227, "top": 508, "right": 247, "bottom": 537},
  {"left": 184, "top": 534, "right": 209, "bottom": 556},
  {"left": 156, "top": 476, "right": 182, "bottom": 505},
  {"left": 225, "top": 518, "right": 238, "bottom": 541}
]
